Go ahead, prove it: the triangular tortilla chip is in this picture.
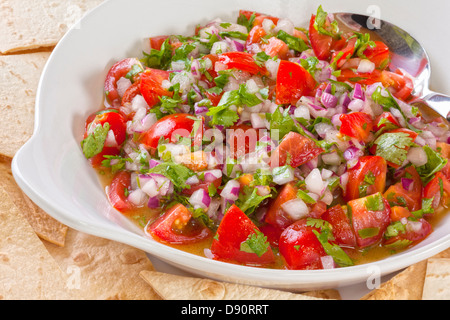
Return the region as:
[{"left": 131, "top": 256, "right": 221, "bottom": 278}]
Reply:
[
  {"left": 0, "top": 186, "right": 76, "bottom": 300},
  {"left": 360, "top": 260, "right": 428, "bottom": 300},
  {"left": 140, "top": 270, "right": 330, "bottom": 300},
  {"left": 422, "top": 258, "right": 450, "bottom": 300},
  {"left": 0, "top": 159, "right": 68, "bottom": 246},
  {"left": 0, "top": 0, "right": 104, "bottom": 54},
  {"left": 44, "top": 228, "right": 161, "bottom": 300},
  {"left": 0, "top": 52, "right": 50, "bottom": 158}
]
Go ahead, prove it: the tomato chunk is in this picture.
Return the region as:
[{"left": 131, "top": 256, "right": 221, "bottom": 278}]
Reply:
[
  {"left": 107, "top": 171, "right": 134, "bottom": 213},
  {"left": 104, "top": 58, "right": 141, "bottom": 107},
  {"left": 308, "top": 14, "right": 333, "bottom": 61},
  {"left": 264, "top": 183, "right": 299, "bottom": 230},
  {"left": 139, "top": 68, "right": 172, "bottom": 108},
  {"left": 423, "top": 172, "right": 450, "bottom": 210},
  {"left": 322, "top": 205, "right": 357, "bottom": 248},
  {"left": 348, "top": 193, "right": 391, "bottom": 248},
  {"left": 218, "top": 52, "right": 267, "bottom": 75},
  {"left": 344, "top": 156, "right": 387, "bottom": 202},
  {"left": 140, "top": 113, "right": 203, "bottom": 154},
  {"left": 147, "top": 203, "right": 212, "bottom": 244},
  {"left": 210, "top": 205, "right": 275, "bottom": 266},
  {"left": 270, "top": 132, "right": 324, "bottom": 168},
  {"left": 275, "top": 60, "right": 316, "bottom": 105},
  {"left": 339, "top": 112, "right": 373, "bottom": 143},
  {"left": 279, "top": 219, "right": 327, "bottom": 270}
]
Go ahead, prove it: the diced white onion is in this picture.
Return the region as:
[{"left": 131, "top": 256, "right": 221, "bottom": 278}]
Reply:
[
  {"left": 116, "top": 77, "right": 132, "bottom": 97},
  {"left": 305, "top": 168, "right": 326, "bottom": 195},
  {"left": 272, "top": 166, "right": 295, "bottom": 185},
  {"left": 407, "top": 147, "right": 428, "bottom": 166},
  {"left": 357, "top": 59, "right": 375, "bottom": 73},
  {"left": 281, "top": 199, "right": 309, "bottom": 220}
]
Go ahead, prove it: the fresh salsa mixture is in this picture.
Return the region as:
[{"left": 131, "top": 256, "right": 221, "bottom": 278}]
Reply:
[{"left": 81, "top": 6, "right": 450, "bottom": 270}]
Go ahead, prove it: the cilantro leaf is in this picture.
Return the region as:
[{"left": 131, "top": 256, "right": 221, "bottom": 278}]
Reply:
[
  {"left": 374, "top": 132, "right": 414, "bottom": 166},
  {"left": 414, "top": 145, "right": 448, "bottom": 184},
  {"left": 81, "top": 122, "right": 110, "bottom": 159},
  {"left": 307, "top": 218, "right": 354, "bottom": 267},
  {"left": 101, "top": 155, "right": 132, "bottom": 174},
  {"left": 237, "top": 12, "right": 256, "bottom": 32},
  {"left": 141, "top": 38, "right": 173, "bottom": 70},
  {"left": 240, "top": 229, "right": 271, "bottom": 257},
  {"left": 365, "top": 193, "right": 385, "bottom": 211},
  {"left": 236, "top": 186, "right": 272, "bottom": 215},
  {"left": 147, "top": 162, "right": 195, "bottom": 190},
  {"left": 313, "top": 5, "right": 341, "bottom": 39},
  {"left": 267, "top": 107, "right": 295, "bottom": 141},
  {"left": 276, "top": 30, "right": 308, "bottom": 52},
  {"left": 206, "top": 105, "right": 239, "bottom": 127}
]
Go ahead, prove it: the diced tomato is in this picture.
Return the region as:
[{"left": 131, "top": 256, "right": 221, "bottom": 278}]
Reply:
[
  {"left": 322, "top": 205, "right": 357, "bottom": 247},
  {"left": 437, "top": 142, "right": 450, "bottom": 180},
  {"left": 259, "top": 223, "right": 283, "bottom": 247},
  {"left": 107, "top": 171, "right": 134, "bottom": 213},
  {"left": 373, "top": 112, "right": 401, "bottom": 132},
  {"left": 218, "top": 52, "right": 267, "bottom": 75},
  {"left": 370, "top": 128, "right": 418, "bottom": 168},
  {"left": 308, "top": 201, "right": 328, "bottom": 219},
  {"left": 384, "top": 166, "right": 422, "bottom": 212},
  {"left": 344, "top": 156, "right": 387, "bottom": 201},
  {"left": 270, "top": 132, "right": 324, "bottom": 168},
  {"left": 363, "top": 41, "right": 390, "bottom": 70},
  {"left": 337, "top": 69, "right": 382, "bottom": 85},
  {"left": 247, "top": 26, "right": 266, "bottom": 46},
  {"left": 104, "top": 58, "right": 142, "bottom": 108},
  {"left": 238, "top": 10, "right": 279, "bottom": 27},
  {"left": 380, "top": 69, "right": 414, "bottom": 101},
  {"left": 262, "top": 37, "right": 289, "bottom": 59},
  {"left": 423, "top": 172, "right": 450, "bottom": 210},
  {"left": 348, "top": 193, "right": 391, "bottom": 248},
  {"left": 339, "top": 112, "right": 373, "bottom": 143},
  {"left": 201, "top": 54, "right": 220, "bottom": 82},
  {"left": 384, "top": 218, "right": 432, "bottom": 247},
  {"left": 279, "top": 219, "right": 327, "bottom": 270},
  {"left": 308, "top": 14, "right": 333, "bottom": 61},
  {"left": 140, "top": 113, "right": 204, "bottom": 154},
  {"left": 227, "top": 124, "right": 261, "bottom": 159},
  {"left": 331, "top": 37, "right": 357, "bottom": 68},
  {"left": 390, "top": 206, "right": 412, "bottom": 222},
  {"left": 121, "top": 80, "right": 141, "bottom": 107},
  {"left": 146, "top": 203, "right": 212, "bottom": 244},
  {"left": 210, "top": 205, "right": 275, "bottom": 266},
  {"left": 275, "top": 60, "right": 316, "bottom": 105},
  {"left": 264, "top": 183, "right": 299, "bottom": 230},
  {"left": 139, "top": 68, "right": 172, "bottom": 108},
  {"left": 149, "top": 35, "right": 169, "bottom": 50},
  {"left": 204, "top": 90, "right": 223, "bottom": 107},
  {"left": 83, "top": 109, "right": 128, "bottom": 167}
]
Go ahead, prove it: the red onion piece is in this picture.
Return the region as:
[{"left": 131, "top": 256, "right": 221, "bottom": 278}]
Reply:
[
  {"left": 321, "top": 92, "right": 338, "bottom": 109},
  {"left": 220, "top": 180, "right": 240, "bottom": 201}
]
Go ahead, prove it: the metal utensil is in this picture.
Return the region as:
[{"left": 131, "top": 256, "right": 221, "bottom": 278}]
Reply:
[{"left": 334, "top": 13, "right": 450, "bottom": 122}]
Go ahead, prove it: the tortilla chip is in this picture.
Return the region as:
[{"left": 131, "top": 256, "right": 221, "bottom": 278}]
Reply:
[
  {"left": 422, "top": 258, "right": 450, "bottom": 300},
  {"left": 301, "top": 289, "right": 342, "bottom": 300},
  {"left": 0, "top": 186, "right": 76, "bottom": 300},
  {"left": 361, "top": 260, "right": 428, "bottom": 300},
  {"left": 44, "top": 228, "right": 161, "bottom": 300},
  {"left": 0, "top": 0, "right": 104, "bottom": 54},
  {"left": 0, "top": 52, "right": 50, "bottom": 158},
  {"left": 140, "top": 270, "right": 331, "bottom": 300},
  {"left": 0, "top": 159, "right": 68, "bottom": 246}
]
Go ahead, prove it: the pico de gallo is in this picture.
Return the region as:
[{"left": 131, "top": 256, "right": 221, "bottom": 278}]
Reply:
[{"left": 81, "top": 6, "right": 450, "bottom": 270}]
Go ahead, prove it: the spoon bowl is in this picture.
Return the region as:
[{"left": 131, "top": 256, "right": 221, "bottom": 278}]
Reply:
[{"left": 334, "top": 13, "right": 450, "bottom": 122}]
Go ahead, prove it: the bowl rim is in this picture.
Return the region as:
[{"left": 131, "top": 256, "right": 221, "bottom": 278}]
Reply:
[{"left": 10, "top": 0, "right": 450, "bottom": 289}]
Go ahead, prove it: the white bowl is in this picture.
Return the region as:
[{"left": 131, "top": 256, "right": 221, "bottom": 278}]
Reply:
[{"left": 12, "top": 0, "right": 450, "bottom": 291}]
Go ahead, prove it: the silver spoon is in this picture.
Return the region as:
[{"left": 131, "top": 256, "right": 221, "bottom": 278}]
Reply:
[{"left": 334, "top": 13, "right": 450, "bottom": 122}]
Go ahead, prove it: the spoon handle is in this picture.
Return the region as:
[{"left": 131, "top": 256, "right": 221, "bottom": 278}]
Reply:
[{"left": 423, "top": 91, "right": 450, "bottom": 121}]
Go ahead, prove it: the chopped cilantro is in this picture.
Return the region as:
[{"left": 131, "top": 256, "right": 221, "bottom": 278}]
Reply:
[
  {"left": 365, "top": 193, "right": 385, "bottom": 211},
  {"left": 81, "top": 122, "right": 110, "bottom": 159},
  {"left": 313, "top": 5, "right": 341, "bottom": 39},
  {"left": 276, "top": 30, "right": 308, "bottom": 52},
  {"left": 236, "top": 186, "right": 272, "bottom": 215},
  {"left": 147, "top": 162, "right": 195, "bottom": 190},
  {"left": 237, "top": 12, "right": 256, "bottom": 32},
  {"left": 141, "top": 38, "right": 173, "bottom": 70},
  {"left": 374, "top": 131, "right": 414, "bottom": 166},
  {"left": 240, "top": 229, "right": 271, "bottom": 257},
  {"left": 414, "top": 146, "right": 448, "bottom": 184},
  {"left": 358, "top": 227, "right": 380, "bottom": 239}
]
